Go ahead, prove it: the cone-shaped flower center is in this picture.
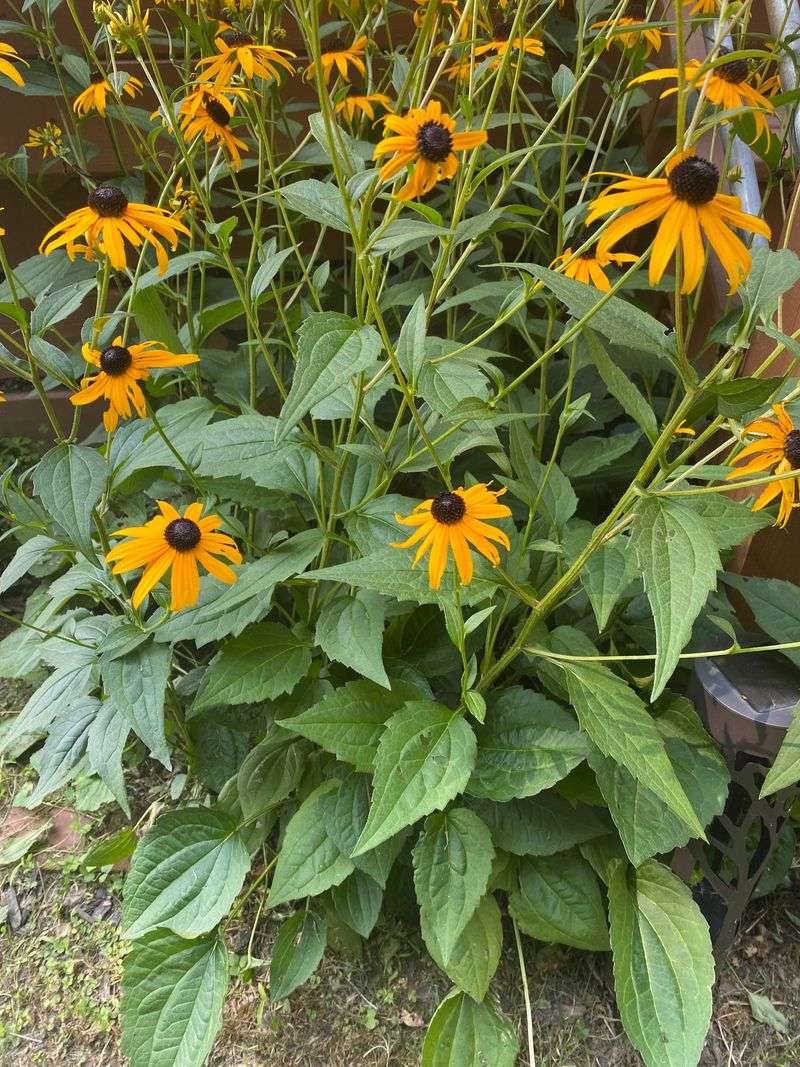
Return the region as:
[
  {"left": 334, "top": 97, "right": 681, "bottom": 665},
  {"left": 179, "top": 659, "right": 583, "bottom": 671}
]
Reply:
[
  {"left": 99, "top": 344, "right": 133, "bottom": 376},
  {"left": 431, "top": 491, "right": 466, "bottom": 524},
  {"left": 417, "top": 121, "right": 453, "bottom": 163},
  {"left": 164, "top": 518, "right": 202, "bottom": 551},
  {"left": 90, "top": 71, "right": 105, "bottom": 84},
  {"left": 204, "top": 97, "right": 231, "bottom": 127},
  {"left": 717, "top": 55, "right": 748, "bottom": 84},
  {"left": 785, "top": 429, "right": 800, "bottom": 468},
  {"left": 668, "top": 157, "right": 719, "bottom": 205},
  {"left": 222, "top": 31, "right": 253, "bottom": 47},
  {"left": 88, "top": 185, "right": 129, "bottom": 217}
]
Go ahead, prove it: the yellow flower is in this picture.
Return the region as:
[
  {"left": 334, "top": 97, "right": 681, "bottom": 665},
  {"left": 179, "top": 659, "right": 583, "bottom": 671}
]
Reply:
[
  {"left": 0, "top": 206, "right": 5, "bottom": 236},
  {"left": 374, "top": 99, "right": 487, "bottom": 201},
  {"left": 551, "top": 246, "right": 638, "bottom": 291},
  {"left": 97, "top": 2, "right": 151, "bottom": 49},
  {"left": 168, "top": 177, "right": 202, "bottom": 220},
  {"left": 70, "top": 336, "right": 199, "bottom": 432},
  {"left": 107, "top": 501, "right": 242, "bottom": 612},
  {"left": 413, "top": 0, "right": 461, "bottom": 27},
  {"left": 473, "top": 34, "right": 545, "bottom": 63},
  {"left": 335, "top": 92, "right": 393, "bottom": 123},
  {"left": 591, "top": 17, "right": 665, "bottom": 56},
  {"left": 196, "top": 30, "right": 296, "bottom": 85},
  {"left": 306, "top": 36, "right": 367, "bottom": 84},
  {"left": 586, "top": 149, "right": 771, "bottom": 294},
  {"left": 0, "top": 41, "right": 26, "bottom": 87},
  {"left": 393, "top": 484, "right": 512, "bottom": 589},
  {"left": 630, "top": 56, "right": 775, "bottom": 144},
  {"left": 73, "top": 72, "right": 143, "bottom": 117},
  {"left": 684, "top": 0, "right": 717, "bottom": 15},
  {"left": 179, "top": 85, "right": 250, "bottom": 168},
  {"left": 727, "top": 404, "right": 800, "bottom": 527},
  {"left": 25, "top": 121, "right": 63, "bottom": 158},
  {"left": 39, "top": 186, "right": 190, "bottom": 274}
]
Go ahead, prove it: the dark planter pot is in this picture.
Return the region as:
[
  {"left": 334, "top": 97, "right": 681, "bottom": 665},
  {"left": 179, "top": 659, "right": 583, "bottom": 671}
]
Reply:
[{"left": 673, "top": 641, "right": 800, "bottom": 964}]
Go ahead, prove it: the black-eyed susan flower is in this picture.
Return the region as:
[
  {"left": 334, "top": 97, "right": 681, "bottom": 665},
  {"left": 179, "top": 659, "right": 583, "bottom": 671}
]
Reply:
[
  {"left": 39, "top": 186, "right": 190, "bottom": 274},
  {"left": 70, "top": 336, "right": 199, "bottom": 432},
  {"left": 96, "top": 2, "right": 151, "bottom": 50},
  {"left": 107, "top": 501, "right": 242, "bottom": 611},
  {"left": 306, "top": 36, "right": 367, "bottom": 84},
  {"left": 727, "top": 404, "right": 800, "bottom": 527},
  {"left": 630, "top": 55, "right": 775, "bottom": 144},
  {"left": 374, "top": 100, "right": 488, "bottom": 201},
  {"left": 179, "top": 85, "right": 249, "bottom": 168},
  {"left": 393, "top": 484, "right": 512, "bottom": 589},
  {"left": 551, "top": 246, "right": 638, "bottom": 291},
  {"left": 73, "top": 71, "right": 143, "bottom": 117},
  {"left": 586, "top": 150, "right": 771, "bottom": 294},
  {"left": 196, "top": 30, "right": 295, "bottom": 84},
  {"left": 413, "top": 0, "right": 461, "bottom": 26},
  {"left": 25, "top": 122, "right": 63, "bottom": 158},
  {"left": 169, "top": 177, "right": 202, "bottom": 220},
  {"left": 591, "top": 17, "right": 665, "bottom": 56},
  {"left": 473, "top": 20, "right": 545, "bottom": 66},
  {"left": 685, "top": 0, "right": 717, "bottom": 15},
  {"left": 335, "top": 92, "right": 393, "bottom": 123},
  {"left": 0, "top": 41, "right": 26, "bottom": 86}
]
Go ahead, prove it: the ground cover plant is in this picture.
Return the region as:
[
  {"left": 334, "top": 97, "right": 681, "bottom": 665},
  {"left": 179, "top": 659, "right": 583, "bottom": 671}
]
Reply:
[{"left": 1, "top": 0, "right": 800, "bottom": 1063}]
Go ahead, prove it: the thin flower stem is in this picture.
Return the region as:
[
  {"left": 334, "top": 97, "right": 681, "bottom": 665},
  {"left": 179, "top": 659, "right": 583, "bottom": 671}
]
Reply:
[{"left": 512, "top": 918, "right": 536, "bottom": 1067}]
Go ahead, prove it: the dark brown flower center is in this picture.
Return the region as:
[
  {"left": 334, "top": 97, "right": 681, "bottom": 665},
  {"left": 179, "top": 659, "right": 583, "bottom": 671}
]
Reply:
[
  {"left": 668, "top": 157, "right": 719, "bottom": 205},
  {"left": 431, "top": 491, "right": 466, "bottom": 525},
  {"left": 204, "top": 96, "right": 231, "bottom": 127},
  {"left": 164, "top": 518, "right": 202, "bottom": 551},
  {"left": 222, "top": 30, "right": 253, "bottom": 47},
  {"left": 90, "top": 71, "right": 105, "bottom": 84},
  {"left": 416, "top": 120, "right": 453, "bottom": 163},
  {"left": 88, "top": 184, "right": 129, "bottom": 217},
  {"left": 717, "top": 54, "right": 748, "bottom": 84},
  {"left": 784, "top": 430, "right": 800, "bottom": 468},
  {"left": 99, "top": 344, "right": 133, "bottom": 376}
]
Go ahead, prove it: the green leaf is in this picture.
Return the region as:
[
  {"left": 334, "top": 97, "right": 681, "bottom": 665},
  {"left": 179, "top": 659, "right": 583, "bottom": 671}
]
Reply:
[
  {"left": 315, "top": 591, "right": 389, "bottom": 688},
  {"left": 747, "top": 991, "right": 790, "bottom": 1034},
  {"left": 510, "top": 849, "right": 609, "bottom": 950},
  {"left": 33, "top": 444, "right": 106, "bottom": 561},
  {"left": 0, "top": 819, "right": 52, "bottom": 866},
  {"left": 87, "top": 699, "right": 131, "bottom": 816},
  {"left": 278, "top": 179, "right": 355, "bottom": 232},
  {"left": 190, "top": 719, "right": 250, "bottom": 792},
  {"left": 329, "top": 869, "right": 383, "bottom": 937},
  {"left": 110, "top": 397, "right": 214, "bottom": 487},
  {"left": 278, "top": 313, "right": 382, "bottom": 441},
  {"left": 267, "top": 783, "right": 354, "bottom": 907},
  {"left": 121, "top": 929, "right": 228, "bottom": 1067},
  {"left": 28, "top": 697, "right": 99, "bottom": 806},
  {"left": 2, "top": 661, "right": 95, "bottom": 747},
  {"left": 518, "top": 264, "right": 674, "bottom": 358},
  {"left": 631, "top": 497, "right": 720, "bottom": 700},
  {"left": 320, "top": 772, "right": 409, "bottom": 888},
  {"left": 584, "top": 330, "right": 659, "bottom": 440},
  {"left": 425, "top": 895, "right": 503, "bottom": 1002},
  {"left": 122, "top": 808, "right": 250, "bottom": 939},
  {"left": 469, "top": 793, "right": 610, "bottom": 855},
  {"left": 269, "top": 910, "right": 327, "bottom": 1001},
  {"left": 192, "top": 622, "right": 312, "bottom": 713},
  {"left": 236, "top": 730, "right": 306, "bottom": 819},
  {"left": 83, "top": 827, "right": 138, "bottom": 869},
  {"left": 740, "top": 246, "right": 800, "bottom": 327},
  {"left": 558, "top": 657, "right": 704, "bottom": 836},
  {"left": 31, "top": 278, "right": 95, "bottom": 334},
  {"left": 134, "top": 251, "right": 219, "bottom": 293},
  {"left": 760, "top": 702, "right": 800, "bottom": 797},
  {"left": 0, "top": 535, "right": 56, "bottom": 597},
  {"left": 250, "top": 240, "right": 294, "bottom": 300},
  {"left": 130, "top": 287, "right": 183, "bottom": 356},
  {"left": 467, "top": 687, "right": 589, "bottom": 801},
  {"left": 561, "top": 431, "right": 640, "bottom": 478},
  {"left": 396, "top": 293, "right": 427, "bottom": 383},
  {"left": 422, "top": 992, "right": 519, "bottom": 1067},
  {"left": 352, "top": 702, "right": 477, "bottom": 855},
  {"left": 608, "top": 859, "right": 714, "bottom": 1067},
  {"left": 102, "top": 640, "right": 172, "bottom": 768},
  {"left": 413, "top": 809, "right": 494, "bottom": 965},
  {"left": 683, "top": 494, "right": 771, "bottom": 551},
  {"left": 154, "top": 530, "right": 324, "bottom": 646},
  {"left": 722, "top": 573, "right": 800, "bottom": 668},
  {"left": 580, "top": 540, "right": 634, "bottom": 632},
  {"left": 711, "top": 376, "right": 784, "bottom": 417},
  {"left": 277, "top": 678, "right": 421, "bottom": 771}
]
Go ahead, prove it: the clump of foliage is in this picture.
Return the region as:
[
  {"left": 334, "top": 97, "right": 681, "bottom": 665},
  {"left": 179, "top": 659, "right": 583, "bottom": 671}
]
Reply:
[{"left": 1, "top": 0, "right": 799, "bottom": 1065}]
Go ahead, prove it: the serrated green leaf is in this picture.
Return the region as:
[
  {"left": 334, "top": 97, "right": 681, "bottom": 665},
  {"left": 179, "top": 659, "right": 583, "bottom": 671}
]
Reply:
[
  {"left": 122, "top": 808, "right": 250, "bottom": 939},
  {"left": 236, "top": 730, "right": 306, "bottom": 819},
  {"left": 760, "top": 702, "right": 800, "bottom": 797},
  {"left": 467, "top": 687, "right": 589, "bottom": 801},
  {"left": 277, "top": 678, "right": 420, "bottom": 770},
  {"left": 319, "top": 772, "right": 409, "bottom": 887},
  {"left": 28, "top": 697, "right": 99, "bottom": 806},
  {"left": 352, "top": 702, "right": 477, "bottom": 855},
  {"left": 608, "top": 859, "right": 714, "bottom": 1067},
  {"left": 0, "top": 535, "right": 56, "bottom": 597},
  {"left": 267, "top": 783, "right": 354, "bottom": 906},
  {"left": 278, "top": 313, "right": 382, "bottom": 441},
  {"left": 561, "top": 431, "right": 640, "bottom": 478},
  {"left": 315, "top": 590, "right": 389, "bottom": 688},
  {"left": 722, "top": 573, "right": 800, "bottom": 668},
  {"left": 469, "top": 793, "right": 610, "bottom": 856},
  {"left": 413, "top": 808, "right": 494, "bottom": 965},
  {"left": 584, "top": 329, "right": 659, "bottom": 440},
  {"left": 278, "top": 179, "right": 355, "bottom": 232},
  {"left": 330, "top": 869, "right": 383, "bottom": 938},
  {"left": 580, "top": 539, "right": 634, "bottom": 631},
  {"left": 192, "top": 622, "right": 312, "bottom": 713},
  {"left": 121, "top": 929, "right": 228, "bottom": 1067},
  {"left": 421, "top": 992, "right": 519, "bottom": 1067},
  {"left": 33, "top": 444, "right": 106, "bottom": 561},
  {"left": 425, "top": 894, "right": 502, "bottom": 1002},
  {"left": 510, "top": 850, "right": 609, "bottom": 951},
  {"left": 87, "top": 699, "right": 131, "bottom": 816},
  {"left": 102, "top": 640, "right": 172, "bottom": 768},
  {"left": 269, "top": 910, "right": 327, "bottom": 1001}
]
